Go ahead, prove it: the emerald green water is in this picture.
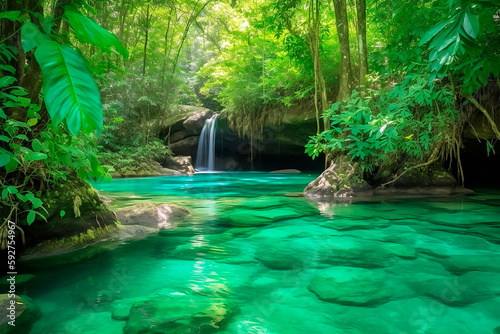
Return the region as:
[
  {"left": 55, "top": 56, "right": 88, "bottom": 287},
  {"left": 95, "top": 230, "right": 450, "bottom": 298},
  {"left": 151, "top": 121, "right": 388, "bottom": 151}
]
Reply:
[{"left": 17, "top": 173, "right": 500, "bottom": 333}]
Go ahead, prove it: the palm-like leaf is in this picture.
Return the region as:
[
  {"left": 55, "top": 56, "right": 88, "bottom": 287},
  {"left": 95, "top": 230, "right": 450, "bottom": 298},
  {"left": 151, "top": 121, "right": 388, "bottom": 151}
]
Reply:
[
  {"left": 35, "top": 41, "right": 102, "bottom": 135},
  {"left": 65, "top": 8, "right": 128, "bottom": 59}
]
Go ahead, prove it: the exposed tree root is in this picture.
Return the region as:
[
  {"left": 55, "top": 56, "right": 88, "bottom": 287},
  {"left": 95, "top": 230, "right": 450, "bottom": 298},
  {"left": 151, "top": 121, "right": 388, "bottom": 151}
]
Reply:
[
  {"left": 381, "top": 158, "right": 439, "bottom": 188},
  {"left": 462, "top": 93, "right": 500, "bottom": 140}
]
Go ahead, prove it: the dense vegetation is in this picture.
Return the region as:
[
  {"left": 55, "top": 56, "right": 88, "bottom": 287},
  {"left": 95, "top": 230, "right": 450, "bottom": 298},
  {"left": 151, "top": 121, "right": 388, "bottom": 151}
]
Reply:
[{"left": 1, "top": 0, "right": 499, "bottom": 242}]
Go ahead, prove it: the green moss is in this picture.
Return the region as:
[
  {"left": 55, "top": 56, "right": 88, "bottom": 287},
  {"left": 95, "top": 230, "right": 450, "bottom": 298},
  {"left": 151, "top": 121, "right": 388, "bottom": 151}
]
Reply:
[{"left": 28, "top": 224, "right": 118, "bottom": 254}]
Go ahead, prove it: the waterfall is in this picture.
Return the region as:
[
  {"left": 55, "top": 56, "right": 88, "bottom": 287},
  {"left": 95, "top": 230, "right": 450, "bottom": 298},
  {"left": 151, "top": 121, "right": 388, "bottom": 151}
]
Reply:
[{"left": 195, "top": 115, "right": 218, "bottom": 171}]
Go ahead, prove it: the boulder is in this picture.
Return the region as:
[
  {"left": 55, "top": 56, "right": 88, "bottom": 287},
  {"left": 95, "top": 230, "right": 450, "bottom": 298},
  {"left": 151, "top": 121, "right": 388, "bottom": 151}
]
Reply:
[
  {"left": 308, "top": 267, "right": 394, "bottom": 306},
  {"left": 426, "top": 253, "right": 500, "bottom": 274},
  {"left": 123, "top": 292, "right": 238, "bottom": 334},
  {"left": 183, "top": 110, "right": 214, "bottom": 135},
  {"left": 316, "top": 236, "right": 415, "bottom": 268},
  {"left": 112, "top": 224, "right": 160, "bottom": 239},
  {"left": 169, "top": 136, "right": 199, "bottom": 157},
  {"left": 0, "top": 294, "right": 41, "bottom": 333},
  {"left": 255, "top": 246, "right": 306, "bottom": 270},
  {"left": 169, "top": 130, "right": 189, "bottom": 144},
  {"left": 163, "top": 155, "right": 195, "bottom": 175},
  {"left": 270, "top": 169, "right": 301, "bottom": 174},
  {"left": 99, "top": 194, "right": 113, "bottom": 203},
  {"left": 115, "top": 203, "right": 191, "bottom": 229},
  {"left": 25, "top": 177, "right": 116, "bottom": 250},
  {"left": 164, "top": 109, "right": 214, "bottom": 146},
  {"left": 373, "top": 163, "right": 468, "bottom": 195},
  {"left": 414, "top": 271, "right": 500, "bottom": 306},
  {"left": 163, "top": 105, "right": 214, "bottom": 133},
  {"left": 304, "top": 155, "right": 373, "bottom": 199}
]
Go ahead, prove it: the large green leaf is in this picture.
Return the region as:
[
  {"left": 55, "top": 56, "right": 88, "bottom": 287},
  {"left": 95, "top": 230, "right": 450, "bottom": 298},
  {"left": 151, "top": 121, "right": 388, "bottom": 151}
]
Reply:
[
  {"left": 0, "top": 11, "right": 22, "bottom": 22},
  {"left": 0, "top": 76, "right": 16, "bottom": 88},
  {"left": 0, "top": 153, "right": 10, "bottom": 167},
  {"left": 419, "top": 20, "right": 451, "bottom": 46},
  {"left": 463, "top": 11, "right": 479, "bottom": 39},
  {"left": 35, "top": 41, "right": 103, "bottom": 135},
  {"left": 21, "top": 22, "right": 51, "bottom": 52},
  {"left": 64, "top": 8, "right": 128, "bottom": 59}
]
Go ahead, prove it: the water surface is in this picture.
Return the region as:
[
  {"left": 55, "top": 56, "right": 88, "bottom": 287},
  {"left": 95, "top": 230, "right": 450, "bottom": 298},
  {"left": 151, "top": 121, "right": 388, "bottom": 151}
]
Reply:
[{"left": 17, "top": 173, "right": 500, "bottom": 333}]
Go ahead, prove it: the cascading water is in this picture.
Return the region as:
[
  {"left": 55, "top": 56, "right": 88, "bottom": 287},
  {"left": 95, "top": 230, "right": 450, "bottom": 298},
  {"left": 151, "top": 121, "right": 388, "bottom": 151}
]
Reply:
[{"left": 195, "top": 115, "right": 218, "bottom": 171}]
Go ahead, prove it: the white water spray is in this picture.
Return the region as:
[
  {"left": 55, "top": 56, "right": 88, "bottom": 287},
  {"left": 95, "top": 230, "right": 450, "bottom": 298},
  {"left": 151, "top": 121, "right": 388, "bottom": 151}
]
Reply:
[{"left": 195, "top": 115, "right": 218, "bottom": 171}]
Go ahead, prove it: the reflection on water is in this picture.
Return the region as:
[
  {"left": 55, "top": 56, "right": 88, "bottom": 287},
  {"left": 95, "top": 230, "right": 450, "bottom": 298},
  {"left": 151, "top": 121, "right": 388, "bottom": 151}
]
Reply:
[{"left": 14, "top": 173, "right": 500, "bottom": 333}]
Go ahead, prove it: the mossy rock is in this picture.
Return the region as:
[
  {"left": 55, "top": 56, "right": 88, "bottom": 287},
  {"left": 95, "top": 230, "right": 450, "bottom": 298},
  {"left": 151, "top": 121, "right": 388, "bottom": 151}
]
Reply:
[
  {"left": 308, "top": 267, "right": 395, "bottom": 306},
  {"left": 17, "top": 176, "right": 117, "bottom": 253},
  {"left": 0, "top": 294, "right": 41, "bottom": 334},
  {"left": 304, "top": 155, "right": 373, "bottom": 199},
  {"left": 373, "top": 162, "right": 467, "bottom": 195},
  {"left": 123, "top": 293, "right": 239, "bottom": 334}
]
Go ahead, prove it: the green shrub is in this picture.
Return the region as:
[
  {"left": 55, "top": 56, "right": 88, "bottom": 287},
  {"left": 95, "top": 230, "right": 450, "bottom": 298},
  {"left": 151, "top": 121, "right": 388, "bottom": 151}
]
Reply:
[{"left": 306, "top": 71, "right": 459, "bottom": 174}]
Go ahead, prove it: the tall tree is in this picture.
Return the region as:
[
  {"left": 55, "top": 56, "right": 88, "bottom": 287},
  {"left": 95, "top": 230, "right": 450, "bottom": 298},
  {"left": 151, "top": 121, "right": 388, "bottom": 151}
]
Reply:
[
  {"left": 272, "top": 0, "right": 329, "bottom": 133},
  {"left": 333, "top": 0, "right": 352, "bottom": 101},
  {"left": 142, "top": 3, "right": 151, "bottom": 76},
  {"left": 355, "top": 0, "right": 368, "bottom": 88},
  {"left": 171, "top": 0, "right": 213, "bottom": 76},
  {"left": 307, "top": 0, "right": 329, "bottom": 131}
]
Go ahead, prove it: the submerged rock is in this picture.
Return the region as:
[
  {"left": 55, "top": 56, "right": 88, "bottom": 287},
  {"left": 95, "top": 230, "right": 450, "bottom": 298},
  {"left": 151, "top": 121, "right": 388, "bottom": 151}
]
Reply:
[
  {"left": 320, "top": 218, "right": 391, "bottom": 231},
  {"left": 316, "top": 236, "right": 416, "bottom": 268},
  {"left": 116, "top": 203, "right": 191, "bottom": 229},
  {"left": 112, "top": 224, "right": 160, "bottom": 239},
  {"left": 270, "top": 169, "right": 302, "bottom": 174},
  {"left": 426, "top": 253, "right": 500, "bottom": 274},
  {"left": 169, "top": 241, "right": 241, "bottom": 261},
  {"left": 413, "top": 271, "right": 500, "bottom": 306},
  {"left": 123, "top": 292, "right": 238, "bottom": 334},
  {"left": 308, "top": 267, "right": 394, "bottom": 306},
  {"left": 304, "top": 155, "right": 373, "bottom": 199},
  {"left": 334, "top": 297, "right": 500, "bottom": 334},
  {"left": 0, "top": 294, "right": 41, "bottom": 334},
  {"left": 59, "top": 311, "right": 124, "bottom": 334},
  {"left": 255, "top": 246, "right": 306, "bottom": 270}
]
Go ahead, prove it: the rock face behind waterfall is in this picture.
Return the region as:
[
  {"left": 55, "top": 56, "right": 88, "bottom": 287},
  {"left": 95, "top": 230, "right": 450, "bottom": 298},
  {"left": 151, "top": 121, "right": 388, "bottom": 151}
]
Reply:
[
  {"left": 163, "top": 106, "right": 214, "bottom": 159},
  {"left": 161, "top": 105, "right": 325, "bottom": 171}
]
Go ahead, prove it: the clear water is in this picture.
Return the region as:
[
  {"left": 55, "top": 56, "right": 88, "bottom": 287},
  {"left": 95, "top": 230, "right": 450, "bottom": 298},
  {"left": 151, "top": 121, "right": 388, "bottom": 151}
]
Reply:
[{"left": 15, "top": 173, "right": 500, "bottom": 333}]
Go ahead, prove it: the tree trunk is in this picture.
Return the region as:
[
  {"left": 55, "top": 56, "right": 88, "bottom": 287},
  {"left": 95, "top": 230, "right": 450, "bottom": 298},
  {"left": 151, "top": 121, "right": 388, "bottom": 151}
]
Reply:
[
  {"left": 161, "top": 6, "right": 175, "bottom": 85},
  {"left": 171, "top": 0, "right": 212, "bottom": 76},
  {"left": 118, "top": 0, "right": 127, "bottom": 43},
  {"left": 355, "top": 0, "right": 368, "bottom": 88},
  {"left": 333, "top": 0, "right": 352, "bottom": 101},
  {"left": 3, "top": 0, "right": 43, "bottom": 105},
  {"left": 305, "top": 0, "right": 329, "bottom": 134},
  {"left": 142, "top": 3, "right": 150, "bottom": 77}
]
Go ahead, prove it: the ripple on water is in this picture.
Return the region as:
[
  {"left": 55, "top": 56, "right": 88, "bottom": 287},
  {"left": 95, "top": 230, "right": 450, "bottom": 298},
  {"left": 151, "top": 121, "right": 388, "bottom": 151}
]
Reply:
[{"left": 19, "top": 174, "right": 500, "bottom": 333}]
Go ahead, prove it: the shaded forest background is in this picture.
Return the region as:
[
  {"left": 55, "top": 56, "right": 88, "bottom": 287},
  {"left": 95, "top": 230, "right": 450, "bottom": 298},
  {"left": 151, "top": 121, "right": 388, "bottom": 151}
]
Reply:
[{"left": 0, "top": 0, "right": 499, "bottom": 241}]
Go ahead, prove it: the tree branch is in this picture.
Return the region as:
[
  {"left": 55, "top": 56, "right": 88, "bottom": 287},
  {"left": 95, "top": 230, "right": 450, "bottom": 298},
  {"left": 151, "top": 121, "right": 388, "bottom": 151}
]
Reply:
[
  {"left": 462, "top": 93, "right": 500, "bottom": 140},
  {"left": 381, "top": 158, "right": 439, "bottom": 188}
]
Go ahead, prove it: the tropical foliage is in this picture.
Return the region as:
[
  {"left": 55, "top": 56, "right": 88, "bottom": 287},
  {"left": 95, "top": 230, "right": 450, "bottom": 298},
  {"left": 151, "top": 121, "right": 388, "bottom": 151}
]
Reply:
[
  {"left": 1, "top": 0, "right": 499, "bottom": 246},
  {"left": 304, "top": 0, "right": 499, "bottom": 182},
  {"left": 0, "top": 2, "right": 122, "bottom": 245}
]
